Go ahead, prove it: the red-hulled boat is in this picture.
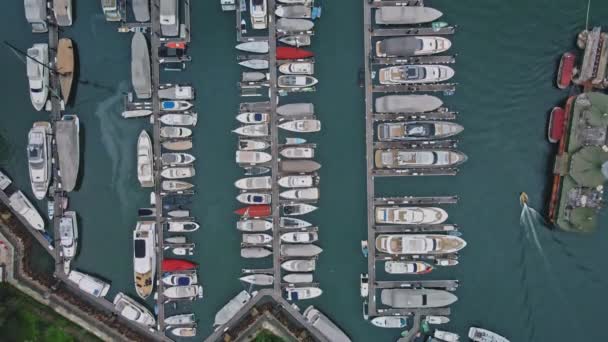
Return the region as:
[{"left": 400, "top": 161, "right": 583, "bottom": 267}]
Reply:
[
  {"left": 162, "top": 259, "right": 197, "bottom": 272},
  {"left": 165, "top": 41, "right": 186, "bottom": 49},
  {"left": 234, "top": 205, "right": 272, "bottom": 217},
  {"left": 548, "top": 106, "right": 565, "bottom": 143},
  {"left": 276, "top": 47, "right": 314, "bottom": 60},
  {"left": 556, "top": 52, "right": 575, "bottom": 89}
]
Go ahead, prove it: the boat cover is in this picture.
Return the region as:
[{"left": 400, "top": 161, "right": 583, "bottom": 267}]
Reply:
[
  {"left": 378, "top": 37, "right": 421, "bottom": 57},
  {"left": 375, "top": 95, "right": 442, "bottom": 113}
]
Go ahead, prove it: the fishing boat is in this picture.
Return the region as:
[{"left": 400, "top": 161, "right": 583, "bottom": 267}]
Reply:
[
  {"left": 284, "top": 287, "right": 322, "bottom": 301},
  {"left": 137, "top": 130, "right": 154, "bottom": 187},
  {"left": 379, "top": 65, "right": 454, "bottom": 84},
  {"left": 385, "top": 261, "right": 433, "bottom": 274},
  {"left": 371, "top": 316, "right": 408, "bottom": 329},
  {"left": 375, "top": 206, "right": 448, "bottom": 225},
  {"left": 375, "top": 36, "right": 451, "bottom": 57},
  {"left": 161, "top": 167, "right": 195, "bottom": 179},
  {"left": 244, "top": 166, "right": 270, "bottom": 175},
  {"left": 161, "top": 100, "right": 193, "bottom": 111},
  {"left": 122, "top": 109, "right": 153, "bottom": 118},
  {"left": 360, "top": 273, "right": 369, "bottom": 297},
  {"left": 280, "top": 244, "right": 323, "bottom": 257},
  {"left": 279, "top": 120, "right": 321, "bottom": 133},
  {"left": 165, "top": 313, "right": 196, "bottom": 326},
  {"left": 557, "top": 52, "right": 575, "bottom": 89},
  {"left": 160, "top": 126, "right": 192, "bottom": 138},
  {"left": 239, "top": 59, "right": 269, "bottom": 70},
  {"left": 162, "top": 152, "right": 195, "bottom": 165},
  {"left": 374, "top": 149, "right": 467, "bottom": 169},
  {"left": 133, "top": 221, "right": 156, "bottom": 299},
  {"left": 276, "top": 47, "right": 314, "bottom": 60},
  {"left": 303, "top": 306, "right": 351, "bottom": 342},
  {"left": 236, "top": 193, "right": 272, "bottom": 204},
  {"left": 159, "top": 113, "right": 198, "bottom": 126},
  {"left": 375, "top": 95, "right": 443, "bottom": 113},
  {"left": 280, "top": 160, "right": 321, "bottom": 173},
  {"left": 278, "top": 75, "right": 318, "bottom": 88},
  {"left": 113, "top": 293, "right": 155, "bottom": 326},
  {"left": 162, "top": 258, "right": 197, "bottom": 271},
  {"left": 275, "top": 5, "right": 311, "bottom": 18},
  {"left": 277, "top": 18, "right": 314, "bottom": 32},
  {"left": 242, "top": 71, "right": 267, "bottom": 82},
  {"left": 67, "top": 270, "right": 110, "bottom": 298},
  {"left": 164, "top": 285, "right": 203, "bottom": 300},
  {"left": 280, "top": 188, "right": 319, "bottom": 200},
  {"left": 381, "top": 289, "right": 457, "bottom": 308},
  {"left": 159, "top": 85, "right": 195, "bottom": 100},
  {"left": 236, "top": 112, "right": 269, "bottom": 124},
  {"left": 377, "top": 121, "right": 463, "bottom": 141},
  {"left": 278, "top": 175, "right": 317, "bottom": 188},
  {"left": 59, "top": 211, "right": 78, "bottom": 273},
  {"left": 250, "top": 0, "right": 267, "bottom": 29},
  {"left": 282, "top": 203, "right": 317, "bottom": 216},
  {"left": 278, "top": 103, "right": 314, "bottom": 116},
  {"left": 279, "top": 35, "right": 311, "bottom": 47},
  {"left": 468, "top": 327, "right": 510, "bottom": 342},
  {"left": 236, "top": 151, "right": 272, "bottom": 164},
  {"left": 132, "top": 0, "right": 150, "bottom": 22},
  {"left": 167, "top": 221, "right": 200, "bottom": 232},
  {"left": 279, "top": 217, "right": 311, "bottom": 228},
  {"left": 280, "top": 231, "right": 318, "bottom": 243},
  {"left": 434, "top": 330, "right": 460, "bottom": 342},
  {"left": 242, "top": 233, "right": 273, "bottom": 244},
  {"left": 162, "top": 139, "right": 192, "bottom": 151},
  {"left": 284, "top": 273, "right": 313, "bottom": 284},
  {"left": 236, "top": 219, "right": 272, "bottom": 231},
  {"left": 281, "top": 259, "right": 316, "bottom": 272},
  {"left": 233, "top": 124, "right": 269, "bottom": 137},
  {"left": 214, "top": 291, "right": 252, "bottom": 326},
  {"left": 56, "top": 38, "right": 74, "bottom": 103},
  {"left": 26, "top": 43, "right": 49, "bottom": 111},
  {"left": 279, "top": 62, "right": 314, "bottom": 75},
  {"left": 239, "top": 139, "right": 269, "bottom": 151},
  {"left": 131, "top": 32, "right": 151, "bottom": 99},
  {"left": 241, "top": 247, "right": 272, "bottom": 258},
  {"left": 236, "top": 41, "right": 269, "bottom": 53},
  {"left": 162, "top": 273, "right": 197, "bottom": 286},
  {"left": 171, "top": 327, "right": 196, "bottom": 337},
  {"left": 27, "top": 122, "right": 52, "bottom": 199},
  {"left": 548, "top": 106, "right": 565, "bottom": 143},
  {"left": 240, "top": 274, "right": 274, "bottom": 286},
  {"left": 426, "top": 316, "right": 450, "bottom": 325},
  {"left": 375, "top": 234, "right": 467, "bottom": 255},
  {"left": 234, "top": 176, "right": 272, "bottom": 190},
  {"left": 280, "top": 146, "right": 314, "bottom": 158},
  {"left": 160, "top": 0, "right": 179, "bottom": 37},
  {"left": 234, "top": 205, "right": 271, "bottom": 217},
  {"left": 375, "top": 7, "right": 443, "bottom": 25}
]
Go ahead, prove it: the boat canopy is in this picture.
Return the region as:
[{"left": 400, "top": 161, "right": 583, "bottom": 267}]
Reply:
[{"left": 379, "top": 37, "right": 422, "bottom": 57}]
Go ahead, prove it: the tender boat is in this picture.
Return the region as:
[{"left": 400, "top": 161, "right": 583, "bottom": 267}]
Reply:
[
  {"left": 113, "top": 293, "right": 155, "bottom": 326},
  {"left": 160, "top": 0, "right": 179, "bottom": 37},
  {"left": 244, "top": 166, "right": 271, "bottom": 175},
  {"left": 59, "top": 211, "right": 78, "bottom": 272},
  {"left": 158, "top": 85, "right": 195, "bottom": 100},
  {"left": 278, "top": 75, "right": 318, "bottom": 88},
  {"left": 381, "top": 289, "right": 457, "bottom": 309},
  {"left": 376, "top": 36, "right": 451, "bottom": 57},
  {"left": 233, "top": 124, "right": 269, "bottom": 137},
  {"left": 275, "top": 5, "right": 311, "bottom": 18},
  {"left": 303, "top": 306, "right": 351, "bottom": 342},
  {"left": 371, "top": 316, "right": 408, "bottom": 328},
  {"left": 282, "top": 259, "right": 316, "bottom": 272},
  {"left": 236, "top": 219, "right": 273, "bottom": 232},
  {"left": 557, "top": 52, "right": 575, "bottom": 89},
  {"left": 374, "top": 149, "right": 467, "bottom": 169},
  {"left": 278, "top": 175, "right": 317, "bottom": 188},
  {"left": 133, "top": 221, "right": 156, "bottom": 299},
  {"left": 282, "top": 203, "right": 317, "bottom": 216},
  {"left": 171, "top": 327, "right": 196, "bottom": 337},
  {"left": 280, "top": 188, "right": 319, "bottom": 200},
  {"left": 426, "top": 316, "right": 450, "bottom": 325},
  {"left": 375, "top": 6, "right": 442, "bottom": 25},
  {"left": 239, "top": 139, "right": 269, "bottom": 151},
  {"left": 162, "top": 180, "right": 193, "bottom": 192},
  {"left": 137, "top": 131, "right": 154, "bottom": 187},
  {"left": 235, "top": 176, "right": 272, "bottom": 190},
  {"left": 167, "top": 221, "right": 200, "bottom": 232},
  {"left": 160, "top": 126, "right": 192, "bottom": 138},
  {"left": 236, "top": 151, "right": 272, "bottom": 164},
  {"left": 161, "top": 100, "right": 193, "bottom": 111},
  {"left": 242, "top": 71, "right": 267, "bottom": 82},
  {"left": 242, "top": 233, "right": 273, "bottom": 244},
  {"left": 279, "top": 62, "right": 314, "bottom": 75},
  {"left": 284, "top": 273, "right": 313, "bottom": 284},
  {"left": 26, "top": 43, "right": 49, "bottom": 111},
  {"left": 375, "top": 95, "right": 443, "bottom": 113},
  {"left": 236, "top": 41, "right": 269, "bottom": 53},
  {"left": 284, "top": 287, "right": 322, "bottom": 301},
  {"left": 56, "top": 38, "right": 74, "bottom": 103},
  {"left": 276, "top": 47, "right": 314, "bottom": 60},
  {"left": 280, "top": 160, "right": 321, "bottom": 173},
  {"left": 379, "top": 65, "right": 455, "bottom": 84},
  {"left": 162, "top": 139, "right": 192, "bottom": 151},
  {"left": 280, "top": 231, "right": 318, "bottom": 243},
  {"left": 249, "top": 0, "right": 267, "bottom": 29},
  {"left": 241, "top": 247, "right": 272, "bottom": 258},
  {"left": 165, "top": 313, "right": 196, "bottom": 326},
  {"left": 131, "top": 32, "right": 152, "bottom": 99},
  {"left": 214, "top": 291, "right": 252, "bottom": 326},
  {"left": 240, "top": 274, "right": 274, "bottom": 286},
  {"left": 277, "top": 18, "right": 314, "bottom": 32},
  {"left": 279, "top": 35, "right": 311, "bottom": 47},
  {"left": 67, "top": 270, "right": 110, "bottom": 298},
  {"left": 236, "top": 112, "right": 269, "bottom": 124},
  {"left": 236, "top": 193, "right": 272, "bottom": 204},
  {"left": 548, "top": 106, "right": 565, "bottom": 143},
  {"left": 234, "top": 205, "right": 271, "bottom": 217},
  {"left": 277, "top": 103, "right": 314, "bottom": 116},
  {"left": 122, "top": 109, "right": 153, "bottom": 118},
  {"left": 375, "top": 206, "right": 448, "bottom": 225},
  {"left": 434, "top": 330, "right": 460, "bottom": 342},
  {"left": 239, "top": 59, "right": 269, "bottom": 70},
  {"left": 27, "top": 122, "right": 52, "bottom": 199},
  {"left": 385, "top": 261, "right": 433, "bottom": 274},
  {"left": 164, "top": 285, "right": 203, "bottom": 299},
  {"left": 161, "top": 167, "right": 195, "bottom": 179},
  {"left": 280, "top": 146, "right": 314, "bottom": 158},
  {"left": 375, "top": 234, "right": 467, "bottom": 255},
  {"left": 162, "top": 152, "right": 195, "bottom": 165},
  {"left": 159, "top": 113, "right": 198, "bottom": 126},
  {"left": 280, "top": 217, "right": 312, "bottom": 228},
  {"left": 280, "top": 244, "right": 323, "bottom": 257},
  {"left": 162, "top": 258, "right": 197, "bottom": 271},
  {"left": 377, "top": 121, "right": 463, "bottom": 141},
  {"left": 162, "top": 272, "right": 198, "bottom": 286},
  {"left": 132, "top": 0, "right": 150, "bottom": 22},
  {"left": 468, "top": 327, "right": 510, "bottom": 342},
  {"left": 278, "top": 120, "right": 321, "bottom": 132},
  {"left": 360, "top": 273, "right": 369, "bottom": 297}
]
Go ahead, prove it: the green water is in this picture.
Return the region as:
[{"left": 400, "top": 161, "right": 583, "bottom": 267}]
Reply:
[{"left": 1, "top": 0, "right": 608, "bottom": 341}]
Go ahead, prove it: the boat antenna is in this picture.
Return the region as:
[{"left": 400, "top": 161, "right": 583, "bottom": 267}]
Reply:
[{"left": 585, "top": 0, "right": 591, "bottom": 31}]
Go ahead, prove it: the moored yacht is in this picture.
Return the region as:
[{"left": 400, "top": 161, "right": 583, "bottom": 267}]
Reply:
[
  {"left": 380, "top": 289, "right": 457, "bottom": 308},
  {"left": 278, "top": 75, "right": 318, "bottom": 88},
  {"left": 250, "top": 0, "right": 267, "bottom": 29},
  {"left": 375, "top": 6, "right": 443, "bottom": 25},
  {"left": 379, "top": 65, "right": 454, "bottom": 84},
  {"left": 26, "top": 44, "right": 49, "bottom": 111},
  {"left": 133, "top": 221, "right": 156, "bottom": 299},
  {"left": 235, "top": 150, "right": 272, "bottom": 164},
  {"left": 278, "top": 120, "right": 321, "bottom": 133},
  {"left": 279, "top": 62, "right": 315, "bottom": 75},
  {"left": 374, "top": 149, "right": 467, "bottom": 169},
  {"left": 59, "top": 211, "right": 78, "bottom": 273},
  {"left": 137, "top": 130, "right": 154, "bottom": 187},
  {"left": 375, "top": 234, "right": 467, "bottom": 255},
  {"left": 113, "top": 292, "right": 156, "bottom": 326},
  {"left": 131, "top": 32, "right": 152, "bottom": 99},
  {"left": 377, "top": 121, "right": 463, "bottom": 141},
  {"left": 385, "top": 261, "right": 433, "bottom": 274},
  {"left": 375, "top": 206, "right": 448, "bottom": 225},
  {"left": 214, "top": 290, "right": 252, "bottom": 326},
  {"left": 376, "top": 36, "right": 451, "bottom": 57},
  {"left": 284, "top": 287, "right": 322, "bottom": 301},
  {"left": 160, "top": 0, "right": 179, "bottom": 37},
  {"left": 132, "top": 0, "right": 150, "bottom": 22},
  {"left": 468, "top": 327, "right": 510, "bottom": 342},
  {"left": 67, "top": 270, "right": 110, "bottom": 298},
  {"left": 27, "top": 122, "right": 52, "bottom": 199},
  {"left": 9, "top": 191, "right": 44, "bottom": 230},
  {"left": 303, "top": 306, "right": 351, "bottom": 342}
]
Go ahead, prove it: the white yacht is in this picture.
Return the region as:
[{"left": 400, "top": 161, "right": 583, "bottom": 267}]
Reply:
[
  {"left": 284, "top": 287, "right": 322, "bottom": 301},
  {"left": 234, "top": 176, "right": 272, "bottom": 190},
  {"left": 279, "top": 62, "right": 315, "bottom": 75},
  {"left": 249, "top": 0, "right": 267, "bottom": 29},
  {"left": 27, "top": 122, "right": 52, "bottom": 199},
  {"left": 133, "top": 221, "right": 156, "bottom": 299},
  {"left": 375, "top": 206, "right": 448, "bottom": 225},
  {"left": 379, "top": 65, "right": 455, "bottom": 85},
  {"left": 8, "top": 191, "right": 44, "bottom": 230},
  {"left": 137, "top": 130, "right": 154, "bottom": 187},
  {"left": 303, "top": 306, "right": 352, "bottom": 342},
  {"left": 236, "top": 151, "right": 272, "bottom": 164},
  {"left": 233, "top": 124, "right": 269, "bottom": 137},
  {"left": 26, "top": 44, "right": 49, "bottom": 111},
  {"left": 113, "top": 292, "right": 156, "bottom": 326},
  {"left": 375, "top": 234, "right": 467, "bottom": 255},
  {"left": 375, "top": 36, "right": 452, "bottom": 57},
  {"left": 278, "top": 120, "right": 321, "bottom": 133},
  {"left": 68, "top": 270, "right": 110, "bottom": 298},
  {"left": 468, "top": 327, "right": 510, "bottom": 342},
  {"left": 214, "top": 290, "right": 252, "bottom": 326},
  {"left": 164, "top": 285, "right": 203, "bottom": 299},
  {"left": 278, "top": 175, "right": 317, "bottom": 188},
  {"left": 374, "top": 149, "right": 467, "bottom": 169},
  {"left": 371, "top": 316, "right": 408, "bottom": 328},
  {"left": 59, "top": 211, "right": 78, "bottom": 273}
]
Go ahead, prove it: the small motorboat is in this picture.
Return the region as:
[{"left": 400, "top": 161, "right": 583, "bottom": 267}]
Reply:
[
  {"left": 283, "top": 273, "right": 313, "bottom": 284},
  {"left": 67, "top": 270, "right": 110, "bottom": 298},
  {"left": 244, "top": 166, "right": 271, "bottom": 175},
  {"left": 280, "top": 147, "right": 314, "bottom": 159},
  {"left": 468, "top": 327, "right": 509, "bottom": 342},
  {"left": 282, "top": 203, "right": 317, "bottom": 216},
  {"left": 278, "top": 175, "right": 317, "bottom": 188},
  {"left": 285, "top": 137, "right": 307, "bottom": 145},
  {"left": 280, "top": 188, "right": 319, "bottom": 200},
  {"left": 281, "top": 259, "right": 316, "bottom": 272},
  {"left": 122, "top": 109, "right": 153, "bottom": 118},
  {"left": 171, "top": 327, "right": 196, "bottom": 337},
  {"left": 233, "top": 124, "right": 269, "bottom": 137},
  {"left": 548, "top": 106, "right": 565, "bottom": 143},
  {"left": 280, "top": 244, "right": 323, "bottom": 257},
  {"left": 161, "top": 100, "right": 193, "bottom": 111},
  {"left": 162, "top": 273, "right": 198, "bottom": 286},
  {"left": 242, "top": 71, "right": 267, "bottom": 82},
  {"left": 239, "top": 59, "right": 269, "bottom": 70},
  {"left": 59, "top": 211, "right": 78, "bottom": 274},
  {"left": 283, "top": 287, "right": 322, "bottom": 301},
  {"left": 426, "top": 316, "right": 450, "bottom": 325},
  {"left": 360, "top": 273, "right": 369, "bottom": 298},
  {"left": 279, "top": 35, "right": 311, "bottom": 47},
  {"left": 162, "top": 139, "right": 193, "bottom": 151},
  {"left": 279, "top": 62, "right": 314, "bottom": 75},
  {"left": 278, "top": 75, "right": 318, "bottom": 88},
  {"left": 234, "top": 205, "right": 272, "bottom": 217},
  {"left": 161, "top": 167, "right": 195, "bottom": 179},
  {"left": 277, "top": 18, "right": 314, "bottom": 33},
  {"left": 379, "top": 65, "right": 455, "bottom": 84},
  {"left": 27, "top": 122, "right": 52, "bottom": 199},
  {"left": 385, "top": 261, "right": 433, "bottom": 274},
  {"left": 234, "top": 176, "right": 272, "bottom": 190},
  {"left": 133, "top": 221, "right": 156, "bottom": 299},
  {"left": 236, "top": 112, "right": 269, "bottom": 124},
  {"left": 241, "top": 247, "right": 272, "bottom": 258},
  {"left": 26, "top": 43, "right": 49, "bottom": 111},
  {"left": 236, "top": 41, "right": 269, "bottom": 53},
  {"left": 278, "top": 120, "right": 321, "bottom": 133},
  {"left": 162, "top": 153, "right": 195, "bottom": 165},
  {"left": 275, "top": 5, "right": 311, "bottom": 18},
  {"left": 162, "top": 180, "right": 194, "bottom": 192},
  {"left": 162, "top": 259, "right": 197, "bottom": 272},
  {"left": 249, "top": 0, "right": 267, "bottom": 29},
  {"left": 237, "top": 219, "right": 273, "bottom": 232},
  {"left": 242, "top": 233, "right": 273, "bottom": 244},
  {"left": 279, "top": 217, "right": 311, "bottom": 228},
  {"left": 434, "top": 330, "right": 460, "bottom": 342},
  {"left": 158, "top": 85, "right": 195, "bottom": 100},
  {"left": 236, "top": 151, "right": 272, "bottom": 164},
  {"left": 374, "top": 149, "right": 467, "bottom": 169},
  {"left": 163, "top": 285, "right": 203, "bottom": 300},
  {"left": 280, "top": 231, "right": 318, "bottom": 243},
  {"left": 165, "top": 236, "right": 188, "bottom": 244},
  {"left": 557, "top": 52, "right": 575, "bottom": 89},
  {"left": 236, "top": 192, "right": 272, "bottom": 204},
  {"left": 375, "top": 234, "right": 467, "bottom": 255},
  {"left": 239, "top": 139, "right": 269, "bottom": 151},
  {"left": 165, "top": 313, "right": 196, "bottom": 326},
  {"left": 371, "top": 316, "right": 408, "bottom": 329},
  {"left": 167, "top": 221, "right": 200, "bottom": 232},
  {"left": 240, "top": 274, "right": 274, "bottom": 286},
  {"left": 159, "top": 113, "right": 198, "bottom": 126},
  {"left": 276, "top": 47, "right": 314, "bottom": 60},
  {"left": 160, "top": 126, "right": 192, "bottom": 139},
  {"left": 113, "top": 293, "right": 155, "bottom": 327}
]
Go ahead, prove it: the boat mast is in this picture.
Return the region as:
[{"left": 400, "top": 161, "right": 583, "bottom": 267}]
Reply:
[{"left": 585, "top": 0, "right": 591, "bottom": 31}]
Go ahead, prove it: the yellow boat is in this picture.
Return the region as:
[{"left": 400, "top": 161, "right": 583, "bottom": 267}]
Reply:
[
  {"left": 519, "top": 192, "right": 529, "bottom": 206},
  {"left": 56, "top": 38, "right": 74, "bottom": 104}
]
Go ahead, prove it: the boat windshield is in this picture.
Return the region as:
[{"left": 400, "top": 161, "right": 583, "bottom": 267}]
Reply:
[
  {"left": 254, "top": 113, "right": 263, "bottom": 121},
  {"left": 404, "top": 67, "right": 425, "bottom": 80},
  {"left": 406, "top": 124, "right": 432, "bottom": 137},
  {"left": 27, "top": 145, "right": 43, "bottom": 163},
  {"left": 134, "top": 239, "right": 146, "bottom": 258}
]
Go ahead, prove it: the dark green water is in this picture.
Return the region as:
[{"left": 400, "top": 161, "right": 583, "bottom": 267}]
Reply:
[{"left": 1, "top": 1, "right": 608, "bottom": 341}]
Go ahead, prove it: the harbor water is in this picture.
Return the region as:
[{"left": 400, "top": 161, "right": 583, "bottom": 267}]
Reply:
[{"left": 1, "top": 0, "right": 608, "bottom": 340}]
